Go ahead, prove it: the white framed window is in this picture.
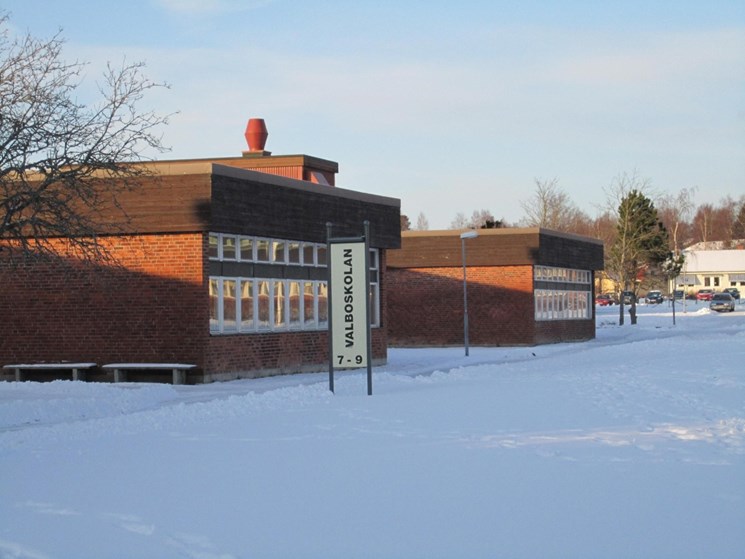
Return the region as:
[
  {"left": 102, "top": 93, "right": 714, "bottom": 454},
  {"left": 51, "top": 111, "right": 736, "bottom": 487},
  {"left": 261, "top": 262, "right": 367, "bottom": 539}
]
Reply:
[
  {"left": 222, "top": 236, "right": 238, "bottom": 261},
  {"left": 288, "top": 241, "right": 301, "bottom": 265},
  {"left": 209, "top": 234, "right": 219, "bottom": 260},
  {"left": 534, "top": 264, "right": 592, "bottom": 321},
  {"left": 272, "top": 241, "right": 286, "bottom": 264},
  {"left": 208, "top": 233, "right": 377, "bottom": 334},
  {"left": 239, "top": 237, "right": 254, "bottom": 262}
]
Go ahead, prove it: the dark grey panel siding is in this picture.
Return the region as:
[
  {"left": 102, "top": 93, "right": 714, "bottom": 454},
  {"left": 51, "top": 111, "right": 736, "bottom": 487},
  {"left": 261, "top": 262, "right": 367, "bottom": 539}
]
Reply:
[{"left": 210, "top": 175, "right": 401, "bottom": 249}]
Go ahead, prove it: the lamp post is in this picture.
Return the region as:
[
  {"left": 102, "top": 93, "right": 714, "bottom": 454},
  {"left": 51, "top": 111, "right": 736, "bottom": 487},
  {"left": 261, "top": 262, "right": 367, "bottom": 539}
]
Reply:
[{"left": 460, "top": 230, "right": 479, "bottom": 356}]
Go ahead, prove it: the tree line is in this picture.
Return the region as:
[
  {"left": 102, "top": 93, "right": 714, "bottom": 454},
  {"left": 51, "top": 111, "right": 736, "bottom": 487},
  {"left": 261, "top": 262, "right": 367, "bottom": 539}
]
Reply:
[
  {"left": 401, "top": 173, "right": 744, "bottom": 325},
  {"left": 402, "top": 176, "right": 745, "bottom": 252}
]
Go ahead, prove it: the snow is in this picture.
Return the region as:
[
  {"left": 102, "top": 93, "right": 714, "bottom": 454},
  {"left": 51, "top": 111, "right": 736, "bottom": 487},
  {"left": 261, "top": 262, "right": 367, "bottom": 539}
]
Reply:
[{"left": 1, "top": 302, "right": 744, "bottom": 559}]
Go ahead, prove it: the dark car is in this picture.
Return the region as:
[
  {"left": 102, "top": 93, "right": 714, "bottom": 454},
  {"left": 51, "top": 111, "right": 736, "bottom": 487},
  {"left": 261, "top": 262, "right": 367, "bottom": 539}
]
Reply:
[
  {"left": 696, "top": 289, "right": 714, "bottom": 301},
  {"left": 723, "top": 288, "right": 740, "bottom": 301},
  {"left": 622, "top": 291, "right": 635, "bottom": 304},
  {"left": 645, "top": 290, "right": 664, "bottom": 304},
  {"left": 710, "top": 292, "right": 735, "bottom": 312},
  {"left": 595, "top": 293, "right": 615, "bottom": 306},
  {"left": 673, "top": 290, "right": 685, "bottom": 300}
]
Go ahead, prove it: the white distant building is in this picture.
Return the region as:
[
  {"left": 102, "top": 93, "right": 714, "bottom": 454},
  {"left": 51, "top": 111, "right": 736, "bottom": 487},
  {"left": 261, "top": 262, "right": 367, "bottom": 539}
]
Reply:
[{"left": 676, "top": 249, "right": 745, "bottom": 293}]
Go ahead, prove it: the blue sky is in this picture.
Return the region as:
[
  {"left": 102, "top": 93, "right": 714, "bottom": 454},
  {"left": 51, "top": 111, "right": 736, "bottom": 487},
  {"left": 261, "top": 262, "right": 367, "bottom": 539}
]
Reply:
[{"left": 4, "top": 1, "right": 745, "bottom": 228}]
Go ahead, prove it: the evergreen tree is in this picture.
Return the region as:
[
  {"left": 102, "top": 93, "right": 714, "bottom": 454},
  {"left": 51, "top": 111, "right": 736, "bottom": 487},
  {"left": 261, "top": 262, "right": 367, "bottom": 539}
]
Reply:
[{"left": 609, "top": 190, "right": 669, "bottom": 325}]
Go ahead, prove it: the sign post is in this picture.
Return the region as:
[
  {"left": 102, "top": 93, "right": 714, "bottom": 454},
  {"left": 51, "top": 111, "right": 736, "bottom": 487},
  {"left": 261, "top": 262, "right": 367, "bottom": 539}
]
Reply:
[{"left": 327, "top": 221, "right": 373, "bottom": 395}]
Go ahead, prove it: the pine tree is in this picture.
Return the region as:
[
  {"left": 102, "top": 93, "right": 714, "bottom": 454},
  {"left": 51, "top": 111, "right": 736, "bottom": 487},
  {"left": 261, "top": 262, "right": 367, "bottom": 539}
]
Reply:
[{"left": 609, "top": 190, "right": 669, "bottom": 325}]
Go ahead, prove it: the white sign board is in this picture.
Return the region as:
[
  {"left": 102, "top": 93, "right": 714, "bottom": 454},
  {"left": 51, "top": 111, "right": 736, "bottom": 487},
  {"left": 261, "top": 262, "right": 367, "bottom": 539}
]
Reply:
[{"left": 330, "top": 241, "right": 369, "bottom": 368}]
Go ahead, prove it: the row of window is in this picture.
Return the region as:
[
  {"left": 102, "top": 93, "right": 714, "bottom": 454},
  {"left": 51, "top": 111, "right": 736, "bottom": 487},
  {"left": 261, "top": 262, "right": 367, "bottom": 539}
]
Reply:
[
  {"left": 210, "top": 277, "right": 381, "bottom": 334},
  {"left": 210, "top": 278, "right": 327, "bottom": 333},
  {"left": 534, "top": 266, "right": 591, "bottom": 285},
  {"left": 209, "top": 233, "right": 328, "bottom": 267},
  {"left": 702, "top": 277, "right": 745, "bottom": 288},
  {"left": 535, "top": 289, "right": 592, "bottom": 321}
]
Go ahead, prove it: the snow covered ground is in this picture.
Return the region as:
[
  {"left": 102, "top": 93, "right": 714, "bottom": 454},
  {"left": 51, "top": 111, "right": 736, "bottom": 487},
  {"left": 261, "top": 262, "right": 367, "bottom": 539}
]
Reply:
[{"left": 1, "top": 301, "right": 744, "bottom": 559}]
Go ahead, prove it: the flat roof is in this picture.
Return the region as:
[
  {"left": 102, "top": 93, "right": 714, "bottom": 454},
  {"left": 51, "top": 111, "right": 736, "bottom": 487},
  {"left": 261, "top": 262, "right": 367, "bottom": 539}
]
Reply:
[
  {"left": 682, "top": 249, "right": 745, "bottom": 273},
  {"left": 402, "top": 227, "right": 604, "bottom": 246}
]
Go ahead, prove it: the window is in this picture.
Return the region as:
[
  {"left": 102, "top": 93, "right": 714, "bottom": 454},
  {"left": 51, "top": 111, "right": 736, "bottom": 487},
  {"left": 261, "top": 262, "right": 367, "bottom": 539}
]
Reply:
[
  {"left": 208, "top": 233, "right": 379, "bottom": 334},
  {"left": 240, "top": 280, "right": 254, "bottom": 330},
  {"left": 272, "top": 241, "right": 286, "bottom": 264},
  {"left": 534, "top": 265, "right": 592, "bottom": 321},
  {"left": 209, "top": 278, "right": 219, "bottom": 330},
  {"left": 209, "top": 234, "right": 219, "bottom": 260},
  {"left": 222, "top": 236, "right": 237, "bottom": 261},
  {"left": 240, "top": 238, "right": 254, "bottom": 261},
  {"left": 256, "top": 239, "right": 270, "bottom": 262},
  {"left": 288, "top": 242, "right": 301, "bottom": 265}
]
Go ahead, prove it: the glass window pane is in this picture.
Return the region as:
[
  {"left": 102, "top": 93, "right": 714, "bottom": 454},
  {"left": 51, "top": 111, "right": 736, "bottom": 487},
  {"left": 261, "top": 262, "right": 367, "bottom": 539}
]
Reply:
[
  {"left": 369, "top": 283, "right": 380, "bottom": 327},
  {"left": 223, "top": 279, "right": 237, "bottom": 330},
  {"left": 318, "top": 282, "right": 328, "bottom": 327},
  {"left": 209, "top": 278, "right": 219, "bottom": 331},
  {"left": 256, "top": 239, "right": 270, "bottom": 262},
  {"left": 240, "top": 280, "right": 254, "bottom": 331},
  {"left": 303, "top": 243, "right": 315, "bottom": 266},
  {"left": 288, "top": 242, "right": 301, "bottom": 264},
  {"left": 289, "top": 281, "right": 301, "bottom": 327},
  {"left": 258, "top": 280, "right": 271, "bottom": 329},
  {"left": 303, "top": 282, "right": 315, "bottom": 327},
  {"left": 209, "top": 234, "right": 219, "bottom": 260},
  {"left": 222, "top": 236, "right": 237, "bottom": 260},
  {"left": 274, "top": 281, "right": 286, "bottom": 328},
  {"left": 239, "top": 238, "right": 254, "bottom": 261},
  {"left": 317, "top": 245, "right": 327, "bottom": 267},
  {"left": 272, "top": 241, "right": 286, "bottom": 264}
]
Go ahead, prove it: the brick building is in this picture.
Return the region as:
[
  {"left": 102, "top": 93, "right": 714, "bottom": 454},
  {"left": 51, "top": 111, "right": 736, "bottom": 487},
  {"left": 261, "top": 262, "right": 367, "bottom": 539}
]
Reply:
[
  {"left": 386, "top": 228, "right": 604, "bottom": 347},
  {"left": 1, "top": 123, "right": 401, "bottom": 383}
]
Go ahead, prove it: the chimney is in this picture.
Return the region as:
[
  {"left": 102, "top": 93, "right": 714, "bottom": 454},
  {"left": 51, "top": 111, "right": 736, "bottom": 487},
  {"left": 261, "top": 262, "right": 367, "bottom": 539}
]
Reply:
[{"left": 243, "top": 118, "right": 271, "bottom": 156}]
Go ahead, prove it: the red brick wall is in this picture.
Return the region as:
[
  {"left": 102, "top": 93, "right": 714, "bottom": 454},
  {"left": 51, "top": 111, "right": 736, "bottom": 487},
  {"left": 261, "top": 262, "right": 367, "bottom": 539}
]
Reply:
[
  {"left": 203, "top": 329, "right": 388, "bottom": 381},
  {"left": 0, "top": 233, "right": 208, "bottom": 374},
  {"left": 1, "top": 234, "right": 391, "bottom": 382},
  {"left": 387, "top": 265, "right": 535, "bottom": 346},
  {"left": 387, "top": 265, "right": 595, "bottom": 347},
  {"left": 534, "top": 319, "right": 595, "bottom": 344}
]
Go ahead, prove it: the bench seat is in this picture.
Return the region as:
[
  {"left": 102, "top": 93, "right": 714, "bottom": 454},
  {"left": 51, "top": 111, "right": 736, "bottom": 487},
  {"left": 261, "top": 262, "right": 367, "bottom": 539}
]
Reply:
[
  {"left": 2, "top": 363, "right": 97, "bottom": 382},
  {"left": 102, "top": 363, "right": 197, "bottom": 385}
]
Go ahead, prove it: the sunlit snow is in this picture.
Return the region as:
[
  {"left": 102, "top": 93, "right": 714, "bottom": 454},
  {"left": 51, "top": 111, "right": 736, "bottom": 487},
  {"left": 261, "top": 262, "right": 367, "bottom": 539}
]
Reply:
[{"left": 1, "top": 303, "right": 743, "bottom": 558}]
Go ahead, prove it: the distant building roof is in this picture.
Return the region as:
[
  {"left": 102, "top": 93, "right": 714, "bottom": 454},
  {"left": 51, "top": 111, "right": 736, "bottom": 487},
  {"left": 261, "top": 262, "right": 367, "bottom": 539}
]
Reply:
[
  {"left": 685, "top": 240, "right": 745, "bottom": 251},
  {"left": 681, "top": 249, "right": 745, "bottom": 273}
]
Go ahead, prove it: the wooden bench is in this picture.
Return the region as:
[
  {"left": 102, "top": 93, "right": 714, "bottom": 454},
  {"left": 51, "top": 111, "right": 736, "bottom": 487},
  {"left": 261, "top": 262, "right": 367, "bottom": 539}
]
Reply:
[
  {"left": 2, "top": 363, "right": 97, "bottom": 382},
  {"left": 102, "top": 363, "right": 197, "bottom": 385}
]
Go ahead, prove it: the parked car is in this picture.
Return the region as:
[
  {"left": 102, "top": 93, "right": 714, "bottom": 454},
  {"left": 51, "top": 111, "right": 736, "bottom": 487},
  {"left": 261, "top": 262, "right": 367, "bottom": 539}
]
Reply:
[
  {"left": 595, "top": 293, "right": 615, "bottom": 306},
  {"left": 710, "top": 292, "right": 735, "bottom": 312},
  {"left": 621, "top": 291, "right": 635, "bottom": 304},
  {"left": 723, "top": 287, "right": 741, "bottom": 301},
  {"left": 645, "top": 290, "right": 664, "bottom": 304},
  {"left": 673, "top": 290, "right": 685, "bottom": 301},
  {"left": 696, "top": 289, "right": 714, "bottom": 301}
]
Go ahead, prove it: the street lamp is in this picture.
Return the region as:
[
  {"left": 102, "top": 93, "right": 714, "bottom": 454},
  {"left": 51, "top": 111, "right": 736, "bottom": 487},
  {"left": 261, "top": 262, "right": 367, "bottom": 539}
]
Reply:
[{"left": 460, "top": 230, "right": 479, "bottom": 356}]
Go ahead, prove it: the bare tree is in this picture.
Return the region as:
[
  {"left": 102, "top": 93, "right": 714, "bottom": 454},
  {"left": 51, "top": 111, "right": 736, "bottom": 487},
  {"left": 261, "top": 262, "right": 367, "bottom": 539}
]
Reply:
[
  {"left": 690, "top": 200, "right": 734, "bottom": 246},
  {"left": 449, "top": 212, "right": 468, "bottom": 230},
  {"left": 0, "top": 14, "right": 171, "bottom": 262},
  {"left": 519, "top": 177, "right": 589, "bottom": 233},
  {"left": 414, "top": 212, "right": 429, "bottom": 231},
  {"left": 733, "top": 199, "right": 745, "bottom": 241},
  {"left": 468, "top": 209, "right": 495, "bottom": 229},
  {"left": 657, "top": 186, "right": 697, "bottom": 253}
]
